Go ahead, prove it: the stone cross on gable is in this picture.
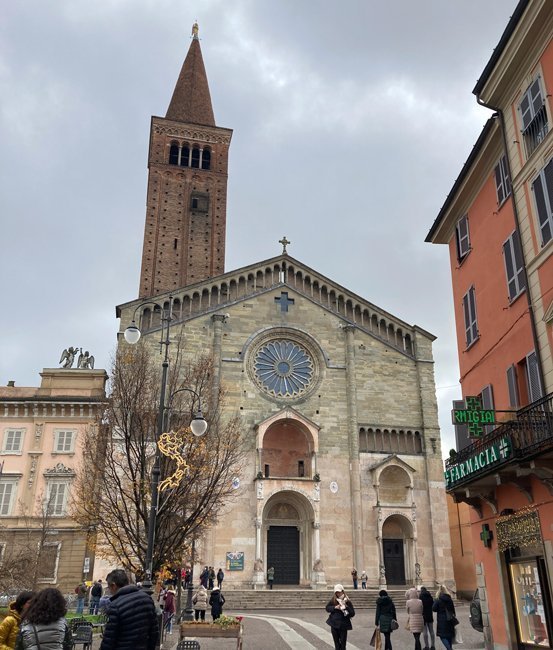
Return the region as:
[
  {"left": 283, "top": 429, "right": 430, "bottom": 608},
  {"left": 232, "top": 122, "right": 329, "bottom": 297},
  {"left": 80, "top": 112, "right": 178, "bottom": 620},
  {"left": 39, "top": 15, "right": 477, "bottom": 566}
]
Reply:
[
  {"left": 275, "top": 291, "right": 295, "bottom": 312},
  {"left": 279, "top": 236, "right": 290, "bottom": 254}
]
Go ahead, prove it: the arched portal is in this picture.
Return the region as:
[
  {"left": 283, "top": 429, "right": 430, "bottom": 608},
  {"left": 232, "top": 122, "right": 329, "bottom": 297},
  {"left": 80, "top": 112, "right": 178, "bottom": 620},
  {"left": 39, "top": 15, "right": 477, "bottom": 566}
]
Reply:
[
  {"left": 261, "top": 419, "right": 314, "bottom": 479},
  {"left": 263, "top": 490, "right": 314, "bottom": 586},
  {"left": 382, "top": 514, "right": 414, "bottom": 586}
]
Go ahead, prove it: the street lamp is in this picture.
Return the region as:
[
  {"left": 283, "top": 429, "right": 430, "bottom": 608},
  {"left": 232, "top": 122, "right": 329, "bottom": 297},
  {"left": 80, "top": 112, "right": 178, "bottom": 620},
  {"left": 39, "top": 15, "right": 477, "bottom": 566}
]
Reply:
[{"left": 123, "top": 296, "right": 208, "bottom": 593}]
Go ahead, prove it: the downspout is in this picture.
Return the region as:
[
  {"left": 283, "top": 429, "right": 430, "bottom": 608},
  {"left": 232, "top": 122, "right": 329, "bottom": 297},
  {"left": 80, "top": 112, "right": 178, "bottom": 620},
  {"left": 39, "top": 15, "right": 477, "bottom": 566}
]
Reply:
[{"left": 475, "top": 96, "right": 547, "bottom": 395}]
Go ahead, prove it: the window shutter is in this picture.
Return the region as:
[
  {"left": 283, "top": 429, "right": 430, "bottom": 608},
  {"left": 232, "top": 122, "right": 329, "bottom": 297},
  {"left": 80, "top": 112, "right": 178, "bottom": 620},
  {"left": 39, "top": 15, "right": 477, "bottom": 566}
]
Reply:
[
  {"left": 526, "top": 351, "right": 543, "bottom": 403},
  {"left": 469, "top": 287, "right": 478, "bottom": 342},
  {"left": 530, "top": 78, "right": 543, "bottom": 115},
  {"left": 503, "top": 238, "right": 516, "bottom": 299},
  {"left": 520, "top": 92, "right": 532, "bottom": 130},
  {"left": 463, "top": 293, "right": 471, "bottom": 345},
  {"left": 0, "top": 483, "right": 12, "bottom": 515},
  {"left": 533, "top": 165, "right": 553, "bottom": 246},
  {"left": 456, "top": 216, "right": 470, "bottom": 260},
  {"left": 453, "top": 399, "right": 471, "bottom": 451},
  {"left": 507, "top": 365, "right": 520, "bottom": 409}
]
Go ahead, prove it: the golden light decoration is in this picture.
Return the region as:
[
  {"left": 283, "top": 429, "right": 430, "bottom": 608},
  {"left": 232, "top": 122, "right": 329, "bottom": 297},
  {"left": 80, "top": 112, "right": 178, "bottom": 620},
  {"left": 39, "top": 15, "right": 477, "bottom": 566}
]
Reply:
[
  {"left": 495, "top": 507, "right": 542, "bottom": 552},
  {"left": 158, "top": 427, "right": 191, "bottom": 491}
]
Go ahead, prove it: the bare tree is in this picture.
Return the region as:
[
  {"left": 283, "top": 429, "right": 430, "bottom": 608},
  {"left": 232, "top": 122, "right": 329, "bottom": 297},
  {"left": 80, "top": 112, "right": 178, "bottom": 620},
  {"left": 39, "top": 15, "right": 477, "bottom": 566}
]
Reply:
[
  {"left": 0, "top": 491, "right": 61, "bottom": 592},
  {"left": 72, "top": 343, "right": 245, "bottom": 577}
]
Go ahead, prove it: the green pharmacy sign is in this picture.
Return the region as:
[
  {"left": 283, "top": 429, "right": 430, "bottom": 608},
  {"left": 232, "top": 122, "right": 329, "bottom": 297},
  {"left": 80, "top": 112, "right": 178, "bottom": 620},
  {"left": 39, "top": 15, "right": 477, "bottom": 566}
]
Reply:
[
  {"left": 445, "top": 436, "right": 512, "bottom": 488},
  {"left": 451, "top": 396, "right": 495, "bottom": 438}
]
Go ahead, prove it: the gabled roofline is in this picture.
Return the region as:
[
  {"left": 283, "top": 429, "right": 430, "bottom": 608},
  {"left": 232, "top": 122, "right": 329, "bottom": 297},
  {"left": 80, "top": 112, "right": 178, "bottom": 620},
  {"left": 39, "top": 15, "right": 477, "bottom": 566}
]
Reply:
[{"left": 472, "top": 0, "right": 530, "bottom": 96}]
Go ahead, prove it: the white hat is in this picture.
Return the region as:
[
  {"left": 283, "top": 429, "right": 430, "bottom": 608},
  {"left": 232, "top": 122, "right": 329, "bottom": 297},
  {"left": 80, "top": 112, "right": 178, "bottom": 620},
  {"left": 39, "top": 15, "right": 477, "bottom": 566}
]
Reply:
[{"left": 334, "top": 584, "right": 344, "bottom": 593}]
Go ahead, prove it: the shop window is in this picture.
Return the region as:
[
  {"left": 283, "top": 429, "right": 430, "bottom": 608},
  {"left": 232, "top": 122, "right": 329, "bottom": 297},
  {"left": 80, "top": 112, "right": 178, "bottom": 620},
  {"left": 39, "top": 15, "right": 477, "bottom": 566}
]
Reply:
[{"left": 509, "top": 559, "right": 551, "bottom": 647}]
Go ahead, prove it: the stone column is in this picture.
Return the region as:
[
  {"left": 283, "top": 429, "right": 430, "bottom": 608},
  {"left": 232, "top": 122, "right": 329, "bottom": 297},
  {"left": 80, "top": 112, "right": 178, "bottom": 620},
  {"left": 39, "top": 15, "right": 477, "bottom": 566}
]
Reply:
[
  {"left": 211, "top": 314, "right": 226, "bottom": 409},
  {"left": 311, "top": 521, "right": 326, "bottom": 589},
  {"left": 344, "top": 325, "right": 364, "bottom": 571},
  {"left": 252, "top": 517, "right": 265, "bottom": 590}
]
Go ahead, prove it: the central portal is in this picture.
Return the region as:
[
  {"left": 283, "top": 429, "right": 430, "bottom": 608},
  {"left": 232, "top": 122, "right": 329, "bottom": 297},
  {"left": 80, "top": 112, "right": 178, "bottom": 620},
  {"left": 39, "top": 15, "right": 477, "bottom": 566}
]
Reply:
[{"left": 267, "top": 525, "right": 300, "bottom": 585}]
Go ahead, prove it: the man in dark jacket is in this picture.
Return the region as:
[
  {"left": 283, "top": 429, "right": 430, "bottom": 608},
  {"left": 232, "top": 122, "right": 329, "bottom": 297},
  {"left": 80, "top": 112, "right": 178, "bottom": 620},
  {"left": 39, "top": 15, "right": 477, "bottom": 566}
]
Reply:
[{"left": 100, "top": 570, "right": 159, "bottom": 650}]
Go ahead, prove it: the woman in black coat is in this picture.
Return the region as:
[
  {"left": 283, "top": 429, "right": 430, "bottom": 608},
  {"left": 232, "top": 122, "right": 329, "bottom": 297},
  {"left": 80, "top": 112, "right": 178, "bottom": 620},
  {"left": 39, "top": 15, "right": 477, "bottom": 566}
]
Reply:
[
  {"left": 419, "top": 586, "right": 436, "bottom": 650},
  {"left": 432, "top": 585, "right": 456, "bottom": 650},
  {"left": 325, "top": 584, "right": 355, "bottom": 650},
  {"left": 375, "top": 590, "right": 396, "bottom": 650},
  {"left": 209, "top": 587, "right": 225, "bottom": 621}
]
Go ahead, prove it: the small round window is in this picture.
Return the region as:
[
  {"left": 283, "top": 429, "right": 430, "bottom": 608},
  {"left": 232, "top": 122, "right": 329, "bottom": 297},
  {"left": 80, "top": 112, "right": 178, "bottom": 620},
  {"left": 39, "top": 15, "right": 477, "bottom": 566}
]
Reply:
[{"left": 254, "top": 339, "right": 314, "bottom": 398}]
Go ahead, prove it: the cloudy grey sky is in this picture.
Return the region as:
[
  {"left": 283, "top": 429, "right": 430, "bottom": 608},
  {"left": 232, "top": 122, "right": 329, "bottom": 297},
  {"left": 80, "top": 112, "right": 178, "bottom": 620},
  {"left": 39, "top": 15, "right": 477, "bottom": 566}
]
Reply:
[{"left": 0, "top": 0, "right": 518, "bottom": 455}]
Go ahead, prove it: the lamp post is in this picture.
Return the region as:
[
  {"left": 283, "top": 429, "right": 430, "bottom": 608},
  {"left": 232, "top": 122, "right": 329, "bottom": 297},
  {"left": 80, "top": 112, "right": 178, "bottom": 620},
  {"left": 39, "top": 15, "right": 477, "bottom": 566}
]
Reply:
[{"left": 123, "top": 296, "right": 208, "bottom": 593}]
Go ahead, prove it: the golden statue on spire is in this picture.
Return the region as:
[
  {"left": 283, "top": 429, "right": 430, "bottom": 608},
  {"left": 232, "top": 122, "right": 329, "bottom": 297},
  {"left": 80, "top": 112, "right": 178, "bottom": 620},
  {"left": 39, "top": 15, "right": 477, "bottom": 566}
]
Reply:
[{"left": 192, "top": 22, "right": 199, "bottom": 39}]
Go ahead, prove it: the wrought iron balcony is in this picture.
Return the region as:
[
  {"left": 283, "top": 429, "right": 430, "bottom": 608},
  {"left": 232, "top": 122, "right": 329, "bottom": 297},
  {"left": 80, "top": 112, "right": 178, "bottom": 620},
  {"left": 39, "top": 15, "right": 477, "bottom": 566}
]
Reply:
[
  {"left": 523, "top": 104, "right": 549, "bottom": 158},
  {"left": 445, "top": 392, "right": 553, "bottom": 490}
]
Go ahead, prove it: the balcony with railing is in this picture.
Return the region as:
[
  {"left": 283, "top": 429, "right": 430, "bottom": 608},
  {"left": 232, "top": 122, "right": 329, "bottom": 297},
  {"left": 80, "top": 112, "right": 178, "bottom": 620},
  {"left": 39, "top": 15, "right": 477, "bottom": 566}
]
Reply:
[{"left": 445, "top": 392, "right": 553, "bottom": 493}]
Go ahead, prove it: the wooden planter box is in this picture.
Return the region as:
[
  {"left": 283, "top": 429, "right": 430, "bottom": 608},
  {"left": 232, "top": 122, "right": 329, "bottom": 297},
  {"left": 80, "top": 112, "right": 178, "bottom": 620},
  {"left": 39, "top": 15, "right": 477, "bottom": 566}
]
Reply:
[{"left": 180, "top": 622, "right": 241, "bottom": 639}]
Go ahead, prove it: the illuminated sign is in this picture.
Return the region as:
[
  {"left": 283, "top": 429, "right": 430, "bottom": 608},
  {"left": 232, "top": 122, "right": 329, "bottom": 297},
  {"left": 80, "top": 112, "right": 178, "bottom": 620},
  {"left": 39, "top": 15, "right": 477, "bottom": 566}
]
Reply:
[
  {"left": 451, "top": 396, "right": 495, "bottom": 438},
  {"left": 445, "top": 436, "right": 512, "bottom": 488}
]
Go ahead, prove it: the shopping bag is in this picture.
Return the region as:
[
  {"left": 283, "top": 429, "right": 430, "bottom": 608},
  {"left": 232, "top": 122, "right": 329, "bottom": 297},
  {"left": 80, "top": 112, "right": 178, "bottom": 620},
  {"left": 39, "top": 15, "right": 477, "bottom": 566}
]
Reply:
[
  {"left": 453, "top": 626, "right": 464, "bottom": 645},
  {"left": 369, "top": 627, "right": 381, "bottom": 649}
]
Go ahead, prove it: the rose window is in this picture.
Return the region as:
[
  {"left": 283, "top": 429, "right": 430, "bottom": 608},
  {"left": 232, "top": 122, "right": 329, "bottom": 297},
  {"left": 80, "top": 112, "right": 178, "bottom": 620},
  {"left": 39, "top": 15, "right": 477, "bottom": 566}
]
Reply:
[{"left": 254, "top": 339, "right": 314, "bottom": 397}]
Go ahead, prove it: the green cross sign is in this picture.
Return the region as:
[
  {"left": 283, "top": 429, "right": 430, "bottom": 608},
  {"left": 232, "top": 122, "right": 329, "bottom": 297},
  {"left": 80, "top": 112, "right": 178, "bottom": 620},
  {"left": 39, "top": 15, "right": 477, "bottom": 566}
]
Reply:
[
  {"left": 451, "top": 396, "right": 495, "bottom": 438},
  {"left": 480, "top": 524, "right": 494, "bottom": 548}
]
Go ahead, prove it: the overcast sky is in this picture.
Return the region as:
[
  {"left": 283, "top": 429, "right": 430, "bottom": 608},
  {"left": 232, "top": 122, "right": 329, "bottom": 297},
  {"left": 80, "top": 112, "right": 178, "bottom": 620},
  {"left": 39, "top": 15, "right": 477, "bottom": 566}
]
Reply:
[{"left": 0, "top": 0, "right": 519, "bottom": 456}]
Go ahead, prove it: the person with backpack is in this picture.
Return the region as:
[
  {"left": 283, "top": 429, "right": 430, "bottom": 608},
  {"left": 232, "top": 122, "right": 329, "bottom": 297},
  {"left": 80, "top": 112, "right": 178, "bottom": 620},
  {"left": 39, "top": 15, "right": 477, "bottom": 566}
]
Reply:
[
  {"left": 75, "top": 582, "right": 87, "bottom": 615},
  {"left": 209, "top": 587, "right": 225, "bottom": 621},
  {"left": 216, "top": 567, "right": 225, "bottom": 589},
  {"left": 89, "top": 580, "right": 103, "bottom": 615}
]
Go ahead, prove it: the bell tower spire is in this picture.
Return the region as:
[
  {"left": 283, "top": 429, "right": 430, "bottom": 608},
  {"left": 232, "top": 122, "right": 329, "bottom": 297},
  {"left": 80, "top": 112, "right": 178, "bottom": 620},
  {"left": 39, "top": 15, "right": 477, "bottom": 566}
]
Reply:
[{"left": 138, "top": 26, "right": 233, "bottom": 298}]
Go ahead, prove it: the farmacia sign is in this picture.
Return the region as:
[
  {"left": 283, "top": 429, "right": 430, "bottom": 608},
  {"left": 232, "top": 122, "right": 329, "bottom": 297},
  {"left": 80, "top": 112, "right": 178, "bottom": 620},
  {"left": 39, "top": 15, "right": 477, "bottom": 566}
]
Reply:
[{"left": 445, "top": 437, "right": 512, "bottom": 488}]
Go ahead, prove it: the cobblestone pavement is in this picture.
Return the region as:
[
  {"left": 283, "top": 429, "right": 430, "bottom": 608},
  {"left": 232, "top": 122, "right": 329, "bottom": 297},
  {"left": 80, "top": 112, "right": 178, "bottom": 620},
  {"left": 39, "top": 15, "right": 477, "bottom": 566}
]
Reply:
[{"left": 154, "top": 603, "right": 486, "bottom": 649}]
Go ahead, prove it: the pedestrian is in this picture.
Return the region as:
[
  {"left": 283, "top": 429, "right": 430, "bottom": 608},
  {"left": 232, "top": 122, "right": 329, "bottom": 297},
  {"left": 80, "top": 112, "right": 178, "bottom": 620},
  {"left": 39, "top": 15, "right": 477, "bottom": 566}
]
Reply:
[
  {"left": 419, "top": 586, "right": 435, "bottom": 650},
  {"left": 375, "top": 589, "right": 397, "bottom": 650},
  {"left": 267, "top": 566, "right": 275, "bottom": 589},
  {"left": 163, "top": 588, "right": 176, "bottom": 635},
  {"left": 200, "top": 566, "right": 209, "bottom": 588},
  {"left": 74, "top": 582, "right": 87, "bottom": 614},
  {"left": 0, "top": 591, "right": 35, "bottom": 650},
  {"left": 350, "top": 568, "right": 358, "bottom": 589},
  {"left": 208, "top": 566, "right": 216, "bottom": 590},
  {"left": 216, "top": 567, "right": 225, "bottom": 589},
  {"left": 98, "top": 594, "right": 111, "bottom": 615},
  {"left": 15, "top": 588, "right": 72, "bottom": 650},
  {"left": 89, "top": 579, "right": 103, "bottom": 615},
  {"left": 209, "top": 587, "right": 226, "bottom": 621},
  {"left": 406, "top": 587, "right": 424, "bottom": 650},
  {"left": 99, "top": 569, "right": 158, "bottom": 650},
  {"left": 192, "top": 585, "right": 208, "bottom": 621},
  {"left": 325, "top": 584, "right": 355, "bottom": 650},
  {"left": 360, "top": 570, "right": 368, "bottom": 590},
  {"left": 432, "top": 585, "right": 456, "bottom": 650}
]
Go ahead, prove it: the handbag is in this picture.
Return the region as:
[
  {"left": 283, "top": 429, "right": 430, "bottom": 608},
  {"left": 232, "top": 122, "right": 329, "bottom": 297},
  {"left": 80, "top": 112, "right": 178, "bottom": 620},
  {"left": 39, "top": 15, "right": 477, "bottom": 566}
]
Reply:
[
  {"left": 446, "top": 608, "right": 459, "bottom": 626},
  {"left": 390, "top": 619, "right": 399, "bottom": 630},
  {"left": 369, "top": 627, "right": 382, "bottom": 650}
]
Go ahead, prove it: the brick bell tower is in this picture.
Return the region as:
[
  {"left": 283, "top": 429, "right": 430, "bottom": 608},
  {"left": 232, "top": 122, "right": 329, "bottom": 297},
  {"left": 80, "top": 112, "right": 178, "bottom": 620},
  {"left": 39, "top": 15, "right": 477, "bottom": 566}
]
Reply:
[{"left": 138, "top": 24, "right": 233, "bottom": 298}]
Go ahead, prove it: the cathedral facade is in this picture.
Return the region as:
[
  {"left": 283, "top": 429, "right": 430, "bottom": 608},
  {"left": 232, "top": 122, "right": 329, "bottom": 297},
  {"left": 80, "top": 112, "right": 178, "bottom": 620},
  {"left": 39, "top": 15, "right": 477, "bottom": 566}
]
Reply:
[{"left": 116, "top": 30, "right": 453, "bottom": 589}]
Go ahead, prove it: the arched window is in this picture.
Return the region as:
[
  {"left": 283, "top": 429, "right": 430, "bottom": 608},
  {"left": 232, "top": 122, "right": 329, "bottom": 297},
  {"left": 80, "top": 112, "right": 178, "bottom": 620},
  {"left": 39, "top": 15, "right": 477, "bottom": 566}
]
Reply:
[
  {"left": 169, "top": 143, "right": 179, "bottom": 165},
  {"left": 180, "top": 146, "right": 190, "bottom": 167},
  {"left": 191, "top": 147, "right": 200, "bottom": 168},
  {"left": 201, "top": 148, "right": 211, "bottom": 170}
]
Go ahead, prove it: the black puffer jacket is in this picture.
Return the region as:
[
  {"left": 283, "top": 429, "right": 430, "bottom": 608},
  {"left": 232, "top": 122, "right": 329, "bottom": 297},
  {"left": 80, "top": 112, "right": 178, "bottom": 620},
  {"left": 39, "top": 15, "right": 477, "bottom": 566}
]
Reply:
[
  {"left": 433, "top": 593, "right": 456, "bottom": 639},
  {"left": 99, "top": 586, "right": 158, "bottom": 650},
  {"left": 325, "top": 598, "right": 355, "bottom": 630},
  {"left": 419, "top": 589, "right": 434, "bottom": 623},
  {"left": 375, "top": 595, "right": 396, "bottom": 633},
  {"left": 16, "top": 619, "right": 72, "bottom": 650}
]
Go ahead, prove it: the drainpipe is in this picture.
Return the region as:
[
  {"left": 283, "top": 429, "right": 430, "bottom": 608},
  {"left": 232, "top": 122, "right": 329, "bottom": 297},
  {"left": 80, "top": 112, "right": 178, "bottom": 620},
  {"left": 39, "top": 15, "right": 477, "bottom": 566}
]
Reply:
[{"left": 474, "top": 97, "right": 546, "bottom": 396}]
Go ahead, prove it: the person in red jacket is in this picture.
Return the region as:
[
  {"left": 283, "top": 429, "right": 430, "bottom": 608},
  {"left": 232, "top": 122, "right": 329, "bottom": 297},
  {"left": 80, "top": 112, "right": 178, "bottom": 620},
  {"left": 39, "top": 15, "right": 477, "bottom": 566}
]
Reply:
[{"left": 163, "top": 588, "right": 176, "bottom": 635}]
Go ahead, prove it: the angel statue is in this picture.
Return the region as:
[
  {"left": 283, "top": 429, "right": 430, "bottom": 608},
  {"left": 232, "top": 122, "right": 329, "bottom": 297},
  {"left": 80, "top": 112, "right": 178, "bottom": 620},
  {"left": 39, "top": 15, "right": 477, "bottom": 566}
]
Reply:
[
  {"left": 77, "top": 349, "right": 95, "bottom": 370},
  {"left": 59, "top": 346, "right": 78, "bottom": 369}
]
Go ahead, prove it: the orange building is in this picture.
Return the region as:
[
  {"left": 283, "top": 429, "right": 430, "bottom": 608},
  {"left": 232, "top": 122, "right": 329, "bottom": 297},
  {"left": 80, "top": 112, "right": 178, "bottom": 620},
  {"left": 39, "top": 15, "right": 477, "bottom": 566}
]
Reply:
[{"left": 427, "top": 1, "right": 553, "bottom": 648}]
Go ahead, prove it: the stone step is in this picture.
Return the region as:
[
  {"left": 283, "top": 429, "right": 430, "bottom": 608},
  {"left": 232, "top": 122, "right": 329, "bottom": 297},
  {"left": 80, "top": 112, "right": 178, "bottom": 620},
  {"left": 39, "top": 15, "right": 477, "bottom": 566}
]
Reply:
[{"left": 196, "top": 588, "right": 411, "bottom": 610}]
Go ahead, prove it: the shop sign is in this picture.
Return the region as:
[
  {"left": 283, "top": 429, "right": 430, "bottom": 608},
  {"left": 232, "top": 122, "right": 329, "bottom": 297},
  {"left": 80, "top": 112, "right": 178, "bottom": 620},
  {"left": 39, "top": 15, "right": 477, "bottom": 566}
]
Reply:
[
  {"left": 451, "top": 396, "right": 495, "bottom": 438},
  {"left": 226, "top": 551, "right": 244, "bottom": 571},
  {"left": 445, "top": 436, "right": 512, "bottom": 488}
]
